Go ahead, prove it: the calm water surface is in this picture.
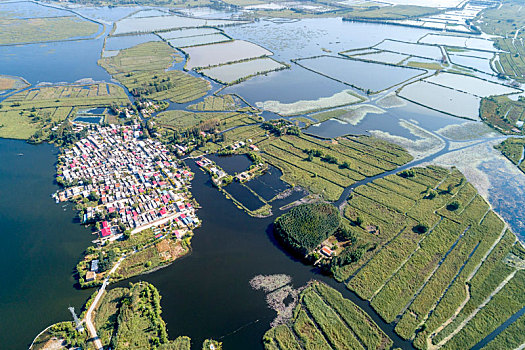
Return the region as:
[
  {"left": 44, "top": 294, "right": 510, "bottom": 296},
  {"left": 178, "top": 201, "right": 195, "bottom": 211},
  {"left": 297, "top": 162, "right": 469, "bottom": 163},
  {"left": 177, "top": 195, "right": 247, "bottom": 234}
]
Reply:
[{"left": 0, "top": 139, "right": 93, "bottom": 348}]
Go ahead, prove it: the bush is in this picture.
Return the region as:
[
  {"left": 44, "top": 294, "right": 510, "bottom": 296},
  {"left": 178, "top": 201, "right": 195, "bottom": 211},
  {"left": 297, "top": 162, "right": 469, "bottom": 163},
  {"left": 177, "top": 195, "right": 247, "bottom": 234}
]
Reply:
[
  {"left": 413, "top": 224, "right": 429, "bottom": 234},
  {"left": 447, "top": 200, "right": 460, "bottom": 211}
]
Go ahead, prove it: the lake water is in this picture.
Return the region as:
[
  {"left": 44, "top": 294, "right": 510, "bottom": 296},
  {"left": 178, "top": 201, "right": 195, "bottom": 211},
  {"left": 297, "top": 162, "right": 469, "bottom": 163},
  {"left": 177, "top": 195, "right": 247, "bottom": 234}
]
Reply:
[
  {"left": 0, "top": 139, "right": 93, "bottom": 349},
  {"left": 1, "top": 4, "right": 525, "bottom": 349}
]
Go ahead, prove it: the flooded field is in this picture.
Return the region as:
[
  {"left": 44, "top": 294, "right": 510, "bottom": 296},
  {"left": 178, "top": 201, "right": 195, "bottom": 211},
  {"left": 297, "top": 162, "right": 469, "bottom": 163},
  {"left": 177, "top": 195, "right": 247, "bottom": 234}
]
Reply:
[
  {"left": 0, "top": 1, "right": 70, "bottom": 18},
  {"left": 374, "top": 39, "right": 443, "bottom": 60},
  {"left": 449, "top": 54, "right": 494, "bottom": 74},
  {"left": 221, "top": 65, "right": 354, "bottom": 109},
  {"left": 184, "top": 40, "right": 272, "bottom": 70},
  {"left": 297, "top": 56, "right": 424, "bottom": 92},
  {"left": 224, "top": 18, "right": 433, "bottom": 61},
  {"left": 104, "top": 33, "right": 160, "bottom": 51},
  {"left": 113, "top": 14, "right": 245, "bottom": 35},
  {"left": 157, "top": 27, "right": 222, "bottom": 40},
  {"left": 399, "top": 80, "right": 481, "bottom": 119},
  {"left": 200, "top": 57, "right": 286, "bottom": 85},
  {"left": 168, "top": 33, "right": 231, "bottom": 48},
  {"left": 347, "top": 50, "right": 409, "bottom": 65},
  {"left": 425, "top": 72, "right": 521, "bottom": 97},
  {"left": 419, "top": 33, "right": 498, "bottom": 51}
]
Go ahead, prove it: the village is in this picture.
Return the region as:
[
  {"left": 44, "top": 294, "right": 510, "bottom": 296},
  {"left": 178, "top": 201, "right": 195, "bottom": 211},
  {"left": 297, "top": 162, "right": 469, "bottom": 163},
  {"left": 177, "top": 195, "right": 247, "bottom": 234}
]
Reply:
[{"left": 54, "top": 123, "right": 199, "bottom": 243}]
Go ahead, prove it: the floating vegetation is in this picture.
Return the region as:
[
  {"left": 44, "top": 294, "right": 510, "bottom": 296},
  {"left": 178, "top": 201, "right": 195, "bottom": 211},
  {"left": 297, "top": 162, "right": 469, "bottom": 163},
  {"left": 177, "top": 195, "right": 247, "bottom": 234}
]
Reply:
[
  {"left": 256, "top": 89, "right": 363, "bottom": 116},
  {"left": 250, "top": 274, "right": 301, "bottom": 327},
  {"left": 369, "top": 119, "right": 445, "bottom": 160}
]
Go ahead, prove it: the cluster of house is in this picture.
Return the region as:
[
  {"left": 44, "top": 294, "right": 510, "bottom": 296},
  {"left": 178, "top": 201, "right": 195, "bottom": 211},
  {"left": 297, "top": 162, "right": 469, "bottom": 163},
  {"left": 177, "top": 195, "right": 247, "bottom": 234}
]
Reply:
[
  {"left": 54, "top": 124, "right": 199, "bottom": 240},
  {"left": 136, "top": 100, "right": 166, "bottom": 118},
  {"left": 195, "top": 157, "right": 227, "bottom": 183}
]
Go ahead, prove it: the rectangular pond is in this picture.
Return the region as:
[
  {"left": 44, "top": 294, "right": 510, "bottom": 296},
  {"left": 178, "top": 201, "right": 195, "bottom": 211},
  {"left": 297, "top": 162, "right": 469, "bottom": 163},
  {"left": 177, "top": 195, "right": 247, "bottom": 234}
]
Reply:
[
  {"left": 297, "top": 56, "right": 424, "bottom": 93},
  {"left": 104, "top": 34, "right": 160, "bottom": 51},
  {"left": 425, "top": 72, "right": 520, "bottom": 97},
  {"left": 200, "top": 57, "right": 286, "bottom": 84},
  {"left": 224, "top": 182, "right": 266, "bottom": 212},
  {"left": 419, "top": 34, "right": 497, "bottom": 52},
  {"left": 349, "top": 51, "right": 409, "bottom": 65},
  {"left": 244, "top": 165, "right": 290, "bottom": 202},
  {"left": 220, "top": 65, "right": 355, "bottom": 107},
  {"left": 183, "top": 40, "right": 273, "bottom": 70},
  {"left": 158, "top": 27, "right": 222, "bottom": 40},
  {"left": 399, "top": 80, "right": 481, "bottom": 120},
  {"left": 113, "top": 15, "right": 245, "bottom": 35},
  {"left": 168, "top": 33, "right": 231, "bottom": 48},
  {"left": 374, "top": 39, "right": 443, "bottom": 60}
]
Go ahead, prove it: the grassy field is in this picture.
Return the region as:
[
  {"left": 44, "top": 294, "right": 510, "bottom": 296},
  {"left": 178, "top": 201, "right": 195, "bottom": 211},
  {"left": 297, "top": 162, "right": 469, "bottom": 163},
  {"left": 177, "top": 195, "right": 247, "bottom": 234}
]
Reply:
[
  {"left": 343, "top": 5, "right": 440, "bottom": 20},
  {"left": 480, "top": 95, "right": 525, "bottom": 135},
  {"left": 0, "top": 83, "right": 128, "bottom": 140},
  {"left": 0, "top": 75, "right": 29, "bottom": 91},
  {"left": 257, "top": 133, "right": 412, "bottom": 201},
  {"left": 0, "top": 16, "right": 99, "bottom": 45},
  {"left": 476, "top": 0, "right": 525, "bottom": 37},
  {"left": 475, "top": 1, "right": 525, "bottom": 82},
  {"left": 187, "top": 95, "right": 239, "bottom": 111},
  {"left": 495, "top": 137, "right": 525, "bottom": 173},
  {"left": 99, "top": 41, "right": 210, "bottom": 103},
  {"left": 262, "top": 281, "right": 392, "bottom": 350},
  {"left": 331, "top": 164, "right": 525, "bottom": 349},
  {"left": 156, "top": 110, "right": 259, "bottom": 132}
]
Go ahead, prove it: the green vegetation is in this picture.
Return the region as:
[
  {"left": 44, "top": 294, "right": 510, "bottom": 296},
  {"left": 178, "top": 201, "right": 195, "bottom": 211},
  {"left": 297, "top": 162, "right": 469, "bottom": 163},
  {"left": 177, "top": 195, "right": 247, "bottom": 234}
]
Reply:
[
  {"left": 262, "top": 281, "right": 392, "bottom": 350},
  {"left": 496, "top": 138, "right": 525, "bottom": 172},
  {"left": 93, "top": 282, "right": 192, "bottom": 349},
  {"left": 406, "top": 61, "right": 444, "bottom": 71},
  {"left": 30, "top": 322, "right": 89, "bottom": 350},
  {"left": 482, "top": 309, "right": 525, "bottom": 350},
  {"left": 187, "top": 95, "right": 239, "bottom": 111},
  {"left": 99, "top": 41, "right": 210, "bottom": 103},
  {"left": 343, "top": 5, "right": 440, "bottom": 21},
  {"left": 476, "top": 0, "right": 525, "bottom": 82},
  {"left": 76, "top": 226, "right": 191, "bottom": 288},
  {"left": 325, "top": 164, "right": 525, "bottom": 350},
  {"left": 202, "top": 339, "right": 222, "bottom": 350},
  {"left": 274, "top": 202, "right": 340, "bottom": 256},
  {"left": 258, "top": 133, "right": 413, "bottom": 201},
  {"left": 0, "top": 16, "right": 99, "bottom": 45},
  {"left": 156, "top": 110, "right": 249, "bottom": 131},
  {"left": 480, "top": 95, "right": 525, "bottom": 135},
  {"left": 0, "top": 83, "right": 129, "bottom": 140}
]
